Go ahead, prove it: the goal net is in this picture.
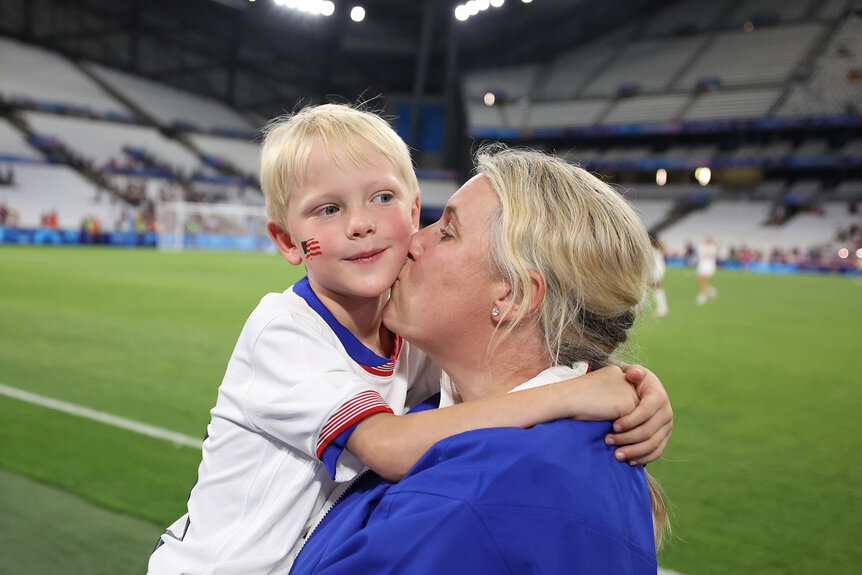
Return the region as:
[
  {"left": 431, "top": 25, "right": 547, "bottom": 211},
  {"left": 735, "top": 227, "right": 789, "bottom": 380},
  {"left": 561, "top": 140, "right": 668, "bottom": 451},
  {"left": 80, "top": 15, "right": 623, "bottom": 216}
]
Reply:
[{"left": 156, "top": 201, "right": 274, "bottom": 252}]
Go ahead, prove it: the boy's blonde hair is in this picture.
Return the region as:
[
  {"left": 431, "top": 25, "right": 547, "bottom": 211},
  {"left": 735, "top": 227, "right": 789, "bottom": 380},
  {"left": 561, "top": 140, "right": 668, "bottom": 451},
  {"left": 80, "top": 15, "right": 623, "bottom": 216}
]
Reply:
[
  {"left": 260, "top": 104, "right": 420, "bottom": 230},
  {"left": 476, "top": 145, "right": 669, "bottom": 547}
]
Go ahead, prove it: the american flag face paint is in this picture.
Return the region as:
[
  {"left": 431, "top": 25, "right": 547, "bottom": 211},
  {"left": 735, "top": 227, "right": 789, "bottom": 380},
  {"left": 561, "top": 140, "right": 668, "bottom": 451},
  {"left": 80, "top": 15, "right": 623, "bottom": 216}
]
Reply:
[{"left": 301, "top": 238, "right": 322, "bottom": 259}]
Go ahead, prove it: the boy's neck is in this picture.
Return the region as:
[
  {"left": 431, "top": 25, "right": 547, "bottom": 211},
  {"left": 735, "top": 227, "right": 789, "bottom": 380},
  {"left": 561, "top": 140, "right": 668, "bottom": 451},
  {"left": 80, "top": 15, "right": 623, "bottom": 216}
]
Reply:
[{"left": 308, "top": 279, "right": 394, "bottom": 358}]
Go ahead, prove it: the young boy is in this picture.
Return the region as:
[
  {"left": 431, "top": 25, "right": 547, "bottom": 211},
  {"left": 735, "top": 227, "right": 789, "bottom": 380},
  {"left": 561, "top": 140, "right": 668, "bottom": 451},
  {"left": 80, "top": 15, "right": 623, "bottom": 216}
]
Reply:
[{"left": 148, "top": 104, "right": 670, "bottom": 574}]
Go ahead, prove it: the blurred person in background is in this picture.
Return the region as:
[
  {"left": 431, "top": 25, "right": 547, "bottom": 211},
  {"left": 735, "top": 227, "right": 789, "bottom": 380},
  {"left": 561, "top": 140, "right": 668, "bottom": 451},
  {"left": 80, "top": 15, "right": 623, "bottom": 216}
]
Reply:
[
  {"left": 650, "top": 235, "right": 669, "bottom": 317},
  {"left": 696, "top": 236, "right": 718, "bottom": 305}
]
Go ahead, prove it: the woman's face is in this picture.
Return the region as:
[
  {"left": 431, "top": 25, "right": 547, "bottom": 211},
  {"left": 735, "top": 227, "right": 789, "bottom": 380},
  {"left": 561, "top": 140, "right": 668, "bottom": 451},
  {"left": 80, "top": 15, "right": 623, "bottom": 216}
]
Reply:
[{"left": 383, "top": 174, "right": 503, "bottom": 357}]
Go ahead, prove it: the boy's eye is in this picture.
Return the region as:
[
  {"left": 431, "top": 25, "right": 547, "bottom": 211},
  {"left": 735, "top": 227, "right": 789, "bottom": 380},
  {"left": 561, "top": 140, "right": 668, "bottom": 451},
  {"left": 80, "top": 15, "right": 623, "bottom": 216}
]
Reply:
[
  {"left": 374, "top": 192, "right": 393, "bottom": 204},
  {"left": 318, "top": 205, "right": 339, "bottom": 216}
]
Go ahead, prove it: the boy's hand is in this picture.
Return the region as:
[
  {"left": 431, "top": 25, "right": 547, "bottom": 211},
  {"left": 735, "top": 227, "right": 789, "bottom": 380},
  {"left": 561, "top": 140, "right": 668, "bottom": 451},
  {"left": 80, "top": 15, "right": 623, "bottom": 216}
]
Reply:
[
  {"left": 569, "top": 365, "right": 639, "bottom": 422},
  {"left": 604, "top": 365, "right": 673, "bottom": 466}
]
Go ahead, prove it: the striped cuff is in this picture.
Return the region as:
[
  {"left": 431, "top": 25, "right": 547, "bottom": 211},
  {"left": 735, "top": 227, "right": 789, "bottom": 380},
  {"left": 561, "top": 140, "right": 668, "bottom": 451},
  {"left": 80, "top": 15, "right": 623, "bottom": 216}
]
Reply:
[{"left": 316, "top": 390, "right": 393, "bottom": 460}]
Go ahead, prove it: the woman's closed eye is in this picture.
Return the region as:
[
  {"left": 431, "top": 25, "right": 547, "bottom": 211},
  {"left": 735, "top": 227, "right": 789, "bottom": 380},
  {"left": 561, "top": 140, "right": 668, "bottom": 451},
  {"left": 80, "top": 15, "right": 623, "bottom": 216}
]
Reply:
[{"left": 439, "top": 227, "right": 454, "bottom": 241}]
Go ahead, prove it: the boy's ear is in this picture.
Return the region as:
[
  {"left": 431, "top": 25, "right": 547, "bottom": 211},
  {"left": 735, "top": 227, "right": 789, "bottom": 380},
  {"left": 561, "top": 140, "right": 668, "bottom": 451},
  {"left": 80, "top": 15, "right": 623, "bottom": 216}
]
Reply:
[
  {"left": 411, "top": 196, "right": 421, "bottom": 231},
  {"left": 492, "top": 270, "right": 546, "bottom": 321},
  {"left": 267, "top": 220, "right": 304, "bottom": 266}
]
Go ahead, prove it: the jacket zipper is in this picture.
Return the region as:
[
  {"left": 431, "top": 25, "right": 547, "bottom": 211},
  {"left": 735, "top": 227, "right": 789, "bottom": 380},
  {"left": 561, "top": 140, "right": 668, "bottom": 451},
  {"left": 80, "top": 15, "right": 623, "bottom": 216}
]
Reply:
[{"left": 291, "top": 469, "right": 373, "bottom": 569}]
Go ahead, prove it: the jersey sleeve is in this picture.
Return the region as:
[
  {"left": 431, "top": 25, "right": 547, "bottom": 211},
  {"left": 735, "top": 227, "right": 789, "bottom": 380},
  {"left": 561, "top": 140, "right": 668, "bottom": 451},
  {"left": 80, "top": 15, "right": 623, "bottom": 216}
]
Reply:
[{"left": 239, "top": 308, "right": 392, "bottom": 477}]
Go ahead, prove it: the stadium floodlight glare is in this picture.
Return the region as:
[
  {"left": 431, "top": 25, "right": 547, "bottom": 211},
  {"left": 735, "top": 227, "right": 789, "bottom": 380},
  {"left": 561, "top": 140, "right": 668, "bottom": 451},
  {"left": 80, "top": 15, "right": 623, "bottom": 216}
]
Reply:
[
  {"left": 477, "top": 0, "right": 490, "bottom": 10},
  {"left": 656, "top": 168, "right": 667, "bottom": 186},
  {"left": 484, "top": 92, "right": 496, "bottom": 106},
  {"left": 455, "top": 5, "right": 469, "bottom": 20},
  {"left": 350, "top": 6, "right": 365, "bottom": 21},
  {"left": 857, "top": 248, "right": 862, "bottom": 259},
  {"left": 274, "top": 0, "right": 333, "bottom": 16},
  {"left": 522, "top": 0, "right": 533, "bottom": 3},
  {"left": 838, "top": 248, "right": 849, "bottom": 259},
  {"left": 466, "top": 1, "right": 480, "bottom": 16},
  {"left": 490, "top": 0, "right": 505, "bottom": 6},
  {"left": 695, "top": 166, "right": 711, "bottom": 186}
]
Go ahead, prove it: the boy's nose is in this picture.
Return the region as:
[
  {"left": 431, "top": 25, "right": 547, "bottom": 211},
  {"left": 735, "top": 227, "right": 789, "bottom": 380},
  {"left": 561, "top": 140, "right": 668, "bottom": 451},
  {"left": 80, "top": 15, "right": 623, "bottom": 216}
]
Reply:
[{"left": 348, "top": 214, "right": 375, "bottom": 237}]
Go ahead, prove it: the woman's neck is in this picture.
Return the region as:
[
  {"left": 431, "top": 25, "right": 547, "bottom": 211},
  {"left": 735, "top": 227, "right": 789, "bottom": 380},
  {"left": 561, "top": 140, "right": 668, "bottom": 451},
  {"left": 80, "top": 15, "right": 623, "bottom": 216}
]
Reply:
[{"left": 435, "top": 326, "right": 550, "bottom": 403}]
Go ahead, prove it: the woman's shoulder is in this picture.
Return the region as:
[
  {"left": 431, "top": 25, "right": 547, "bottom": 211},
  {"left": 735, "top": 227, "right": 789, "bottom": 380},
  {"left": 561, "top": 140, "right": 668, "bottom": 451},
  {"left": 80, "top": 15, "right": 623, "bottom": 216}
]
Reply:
[
  {"left": 400, "top": 419, "right": 630, "bottom": 500},
  {"left": 389, "top": 420, "right": 655, "bottom": 560}
]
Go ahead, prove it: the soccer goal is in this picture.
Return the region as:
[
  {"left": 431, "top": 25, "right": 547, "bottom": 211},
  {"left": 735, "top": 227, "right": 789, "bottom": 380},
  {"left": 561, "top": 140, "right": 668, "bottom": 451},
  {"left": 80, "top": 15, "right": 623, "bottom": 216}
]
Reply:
[{"left": 155, "top": 201, "right": 275, "bottom": 252}]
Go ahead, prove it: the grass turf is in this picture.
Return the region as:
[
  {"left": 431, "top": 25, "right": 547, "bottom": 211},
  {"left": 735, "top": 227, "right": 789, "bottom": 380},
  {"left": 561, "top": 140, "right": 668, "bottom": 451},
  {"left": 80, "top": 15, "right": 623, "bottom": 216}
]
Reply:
[{"left": 0, "top": 245, "right": 860, "bottom": 574}]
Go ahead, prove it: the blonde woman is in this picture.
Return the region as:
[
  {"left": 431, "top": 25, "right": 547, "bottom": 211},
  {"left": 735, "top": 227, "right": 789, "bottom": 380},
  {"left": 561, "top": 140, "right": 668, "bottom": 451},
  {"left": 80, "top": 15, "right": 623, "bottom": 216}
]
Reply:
[{"left": 290, "top": 146, "right": 669, "bottom": 574}]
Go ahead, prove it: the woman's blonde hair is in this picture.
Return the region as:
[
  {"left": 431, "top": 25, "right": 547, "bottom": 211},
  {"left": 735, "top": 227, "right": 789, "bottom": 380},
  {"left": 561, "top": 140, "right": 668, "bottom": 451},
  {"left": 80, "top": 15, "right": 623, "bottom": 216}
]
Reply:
[
  {"left": 476, "top": 144, "right": 669, "bottom": 548},
  {"left": 259, "top": 103, "right": 419, "bottom": 231}
]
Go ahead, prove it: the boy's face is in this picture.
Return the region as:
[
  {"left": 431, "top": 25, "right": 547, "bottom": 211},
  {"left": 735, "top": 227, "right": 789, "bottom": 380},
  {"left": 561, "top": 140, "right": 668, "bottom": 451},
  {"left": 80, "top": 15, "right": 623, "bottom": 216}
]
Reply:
[{"left": 271, "top": 139, "right": 420, "bottom": 302}]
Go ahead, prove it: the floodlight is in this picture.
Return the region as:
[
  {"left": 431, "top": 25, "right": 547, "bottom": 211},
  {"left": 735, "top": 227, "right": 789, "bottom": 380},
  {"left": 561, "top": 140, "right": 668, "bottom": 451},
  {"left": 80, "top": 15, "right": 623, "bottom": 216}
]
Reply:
[
  {"left": 490, "top": 0, "right": 505, "bottom": 6},
  {"left": 477, "top": 0, "right": 490, "bottom": 10},
  {"left": 656, "top": 168, "right": 667, "bottom": 186},
  {"left": 321, "top": 1, "right": 334, "bottom": 16},
  {"left": 484, "top": 92, "right": 496, "bottom": 106},
  {"left": 838, "top": 248, "right": 849, "bottom": 259},
  {"left": 455, "top": 5, "right": 469, "bottom": 21},
  {"left": 522, "top": 0, "right": 533, "bottom": 3},
  {"left": 351, "top": 6, "right": 365, "bottom": 21},
  {"left": 695, "top": 166, "right": 711, "bottom": 186}
]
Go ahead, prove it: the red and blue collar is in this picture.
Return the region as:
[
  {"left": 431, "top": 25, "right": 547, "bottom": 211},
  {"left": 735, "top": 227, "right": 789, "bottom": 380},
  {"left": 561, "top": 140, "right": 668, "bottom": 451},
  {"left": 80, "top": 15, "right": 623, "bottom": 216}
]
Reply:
[{"left": 292, "top": 276, "right": 401, "bottom": 376}]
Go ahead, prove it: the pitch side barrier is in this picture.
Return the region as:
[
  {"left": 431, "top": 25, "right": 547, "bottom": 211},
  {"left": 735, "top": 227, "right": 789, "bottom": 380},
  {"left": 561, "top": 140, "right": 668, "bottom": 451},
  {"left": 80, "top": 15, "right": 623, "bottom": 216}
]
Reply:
[
  {"left": 0, "top": 227, "right": 157, "bottom": 247},
  {"left": 666, "top": 257, "right": 862, "bottom": 277}
]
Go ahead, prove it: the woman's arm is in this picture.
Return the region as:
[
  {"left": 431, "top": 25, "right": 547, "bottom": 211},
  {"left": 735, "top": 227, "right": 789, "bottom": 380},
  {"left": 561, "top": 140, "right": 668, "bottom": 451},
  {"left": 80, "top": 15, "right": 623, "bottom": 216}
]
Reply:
[{"left": 347, "top": 364, "right": 672, "bottom": 481}]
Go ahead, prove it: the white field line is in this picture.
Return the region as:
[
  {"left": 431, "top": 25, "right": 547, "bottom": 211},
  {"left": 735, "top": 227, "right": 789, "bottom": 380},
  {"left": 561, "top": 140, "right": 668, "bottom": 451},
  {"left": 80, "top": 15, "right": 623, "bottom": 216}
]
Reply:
[
  {"left": 659, "top": 568, "right": 685, "bottom": 575},
  {"left": 0, "top": 383, "right": 202, "bottom": 449}
]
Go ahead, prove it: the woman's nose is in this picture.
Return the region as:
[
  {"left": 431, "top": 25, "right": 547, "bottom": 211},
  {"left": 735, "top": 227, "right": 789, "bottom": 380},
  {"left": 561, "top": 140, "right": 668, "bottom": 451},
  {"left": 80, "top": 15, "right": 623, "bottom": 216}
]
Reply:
[{"left": 407, "top": 228, "right": 427, "bottom": 258}]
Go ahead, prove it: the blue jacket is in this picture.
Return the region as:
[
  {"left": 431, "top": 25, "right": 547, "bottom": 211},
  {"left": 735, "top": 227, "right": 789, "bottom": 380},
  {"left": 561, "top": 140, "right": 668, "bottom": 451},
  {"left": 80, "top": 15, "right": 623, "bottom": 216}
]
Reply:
[{"left": 291, "top": 402, "right": 657, "bottom": 574}]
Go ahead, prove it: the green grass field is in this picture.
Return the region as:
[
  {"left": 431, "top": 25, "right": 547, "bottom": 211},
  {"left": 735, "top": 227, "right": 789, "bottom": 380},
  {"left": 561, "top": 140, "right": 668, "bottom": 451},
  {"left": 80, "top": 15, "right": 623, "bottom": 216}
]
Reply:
[{"left": 1, "top": 245, "right": 860, "bottom": 574}]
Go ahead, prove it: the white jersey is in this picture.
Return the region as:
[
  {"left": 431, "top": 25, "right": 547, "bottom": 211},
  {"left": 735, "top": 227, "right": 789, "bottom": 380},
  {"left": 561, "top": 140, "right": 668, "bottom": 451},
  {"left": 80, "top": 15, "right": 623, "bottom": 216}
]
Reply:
[
  {"left": 149, "top": 276, "right": 440, "bottom": 575},
  {"left": 697, "top": 241, "right": 718, "bottom": 277},
  {"left": 651, "top": 247, "right": 666, "bottom": 284}
]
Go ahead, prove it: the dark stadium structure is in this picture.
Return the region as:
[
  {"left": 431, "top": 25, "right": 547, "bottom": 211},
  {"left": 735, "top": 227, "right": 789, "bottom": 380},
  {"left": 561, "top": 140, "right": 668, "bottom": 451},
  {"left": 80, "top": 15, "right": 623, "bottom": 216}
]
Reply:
[{"left": 0, "top": 0, "right": 860, "bottom": 272}]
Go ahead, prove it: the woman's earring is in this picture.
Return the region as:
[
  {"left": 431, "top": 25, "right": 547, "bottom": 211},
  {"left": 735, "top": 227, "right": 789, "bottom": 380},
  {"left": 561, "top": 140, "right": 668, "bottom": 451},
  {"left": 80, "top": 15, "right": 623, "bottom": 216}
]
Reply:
[{"left": 492, "top": 307, "right": 500, "bottom": 317}]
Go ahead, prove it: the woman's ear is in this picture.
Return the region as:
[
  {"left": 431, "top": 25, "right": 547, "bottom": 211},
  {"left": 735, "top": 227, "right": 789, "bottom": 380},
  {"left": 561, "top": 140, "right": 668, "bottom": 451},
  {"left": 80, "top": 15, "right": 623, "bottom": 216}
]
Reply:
[
  {"left": 492, "top": 270, "right": 546, "bottom": 321},
  {"left": 267, "top": 220, "right": 304, "bottom": 266}
]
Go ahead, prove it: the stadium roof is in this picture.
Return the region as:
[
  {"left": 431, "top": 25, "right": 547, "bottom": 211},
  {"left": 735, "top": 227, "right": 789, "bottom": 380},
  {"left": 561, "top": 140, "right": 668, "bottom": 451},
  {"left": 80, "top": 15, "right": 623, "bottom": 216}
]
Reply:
[{"left": 0, "top": 0, "right": 666, "bottom": 118}]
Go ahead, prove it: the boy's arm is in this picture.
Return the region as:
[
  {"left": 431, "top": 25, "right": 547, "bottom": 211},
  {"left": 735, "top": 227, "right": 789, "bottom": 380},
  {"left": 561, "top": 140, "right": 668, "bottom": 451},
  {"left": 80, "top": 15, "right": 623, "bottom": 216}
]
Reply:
[
  {"left": 347, "top": 364, "right": 672, "bottom": 481},
  {"left": 606, "top": 365, "right": 673, "bottom": 466}
]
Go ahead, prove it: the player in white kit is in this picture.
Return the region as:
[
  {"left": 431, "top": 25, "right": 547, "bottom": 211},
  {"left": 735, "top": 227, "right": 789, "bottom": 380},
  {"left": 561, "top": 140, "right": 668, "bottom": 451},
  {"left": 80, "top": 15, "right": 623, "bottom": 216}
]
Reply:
[
  {"left": 696, "top": 236, "right": 718, "bottom": 305},
  {"left": 148, "top": 104, "right": 675, "bottom": 574},
  {"left": 650, "top": 235, "right": 669, "bottom": 317}
]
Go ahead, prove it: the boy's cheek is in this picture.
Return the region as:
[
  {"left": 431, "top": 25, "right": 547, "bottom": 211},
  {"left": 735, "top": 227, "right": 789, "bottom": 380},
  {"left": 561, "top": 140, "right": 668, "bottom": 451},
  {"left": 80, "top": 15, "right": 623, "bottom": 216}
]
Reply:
[{"left": 300, "top": 237, "right": 324, "bottom": 260}]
